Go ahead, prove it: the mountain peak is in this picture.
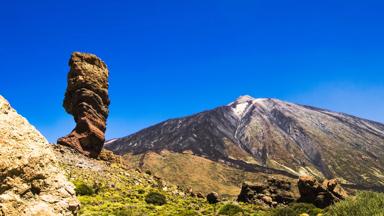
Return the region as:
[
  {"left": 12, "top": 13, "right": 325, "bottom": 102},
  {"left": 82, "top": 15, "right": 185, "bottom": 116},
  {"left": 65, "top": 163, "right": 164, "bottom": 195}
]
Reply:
[
  {"left": 232, "top": 95, "right": 282, "bottom": 104},
  {"left": 235, "top": 95, "right": 255, "bottom": 103},
  {"left": 228, "top": 96, "right": 281, "bottom": 118}
]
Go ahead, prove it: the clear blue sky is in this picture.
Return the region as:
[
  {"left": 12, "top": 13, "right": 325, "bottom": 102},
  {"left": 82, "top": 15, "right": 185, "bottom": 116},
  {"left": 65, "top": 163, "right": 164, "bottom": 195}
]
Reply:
[{"left": 1, "top": 0, "right": 384, "bottom": 142}]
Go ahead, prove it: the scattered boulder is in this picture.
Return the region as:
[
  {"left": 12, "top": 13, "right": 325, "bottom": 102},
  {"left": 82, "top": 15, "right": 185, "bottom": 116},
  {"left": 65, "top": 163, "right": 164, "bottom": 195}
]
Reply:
[
  {"left": 322, "top": 179, "right": 348, "bottom": 199},
  {"left": 58, "top": 52, "right": 110, "bottom": 158},
  {"left": 206, "top": 192, "right": 220, "bottom": 204},
  {"left": 0, "top": 96, "right": 80, "bottom": 216},
  {"left": 196, "top": 192, "right": 205, "bottom": 199},
  {"left": 298, "top": 176, "right": 348, "bottom": 208},
  {"left": 237, "top": 178, "right": 297, "bottom": 207},
  {"left": 187, "top": 188, "right": 195, "bottom": 197}
]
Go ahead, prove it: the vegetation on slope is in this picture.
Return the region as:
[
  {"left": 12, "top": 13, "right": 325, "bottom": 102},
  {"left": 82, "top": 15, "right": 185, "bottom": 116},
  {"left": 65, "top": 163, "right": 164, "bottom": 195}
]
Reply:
[
  {"left": 68, "top": 163, "right": 262, "bottom": 215},
  {"left": 326, "top": 191, "right": 384, "bottom": 216},
  {"left": 55, "top": 145, "right": 384, "bottom": 216},
  {"left": 55, "top": 146, "right": 262, "bottom": 215}
]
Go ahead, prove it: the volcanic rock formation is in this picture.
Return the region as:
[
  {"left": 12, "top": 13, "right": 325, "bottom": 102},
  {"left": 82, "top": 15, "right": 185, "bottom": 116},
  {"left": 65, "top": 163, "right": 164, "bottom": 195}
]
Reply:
[
  {"left": 237, "top": 178, "right": 298, "bottom": 207},
  {"left": 58, "top": 52, "right": 110, "bottom": 158},
  {"left": 298, "top": 176, "right": 348, "bottom": 208},
  {"left": 0, "top": 95, "right": 79, "bottom": 216}
]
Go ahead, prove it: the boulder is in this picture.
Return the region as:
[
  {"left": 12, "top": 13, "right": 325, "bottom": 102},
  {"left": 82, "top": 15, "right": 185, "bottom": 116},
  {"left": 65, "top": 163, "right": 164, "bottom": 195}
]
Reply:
[
  {"left": 322, "top": 179, "right": 348, "bottom": 199},
  {"left": 0, "top": 96, "right": 80, "bottom": 216},
  {"left": 58, "top": 52, "right": 110, "bottom": 158},
  {"left": 237, "top": 183, "right": 267, "bottom": 204},
  {"left": 237, "top": 178, "right": 297, "bottom": 207},
  {"left": 206, "top": 192, "right": 220, "bottom": 204},
  {"left": 298, "top": 176, "right": 348, "bottom": 208}
]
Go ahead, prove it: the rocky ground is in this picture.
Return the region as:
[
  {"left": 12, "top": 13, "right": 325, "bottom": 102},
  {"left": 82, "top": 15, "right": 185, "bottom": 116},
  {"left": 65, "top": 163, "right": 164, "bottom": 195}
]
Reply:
[
  {"left": 52, "top": 145, "right": 263, "bottom": 215},
  {"left": 54, "top": 144, "right": 375, "bottom": 216}
]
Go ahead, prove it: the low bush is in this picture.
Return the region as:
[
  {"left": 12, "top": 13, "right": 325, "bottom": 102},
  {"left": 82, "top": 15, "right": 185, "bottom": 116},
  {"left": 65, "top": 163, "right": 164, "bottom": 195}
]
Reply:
[
  {"left": 145, "top": 191, "right": 167, "bottom": 206},
  {"left": 179, "top": 209, "right": 200, "bottom": 216},
  {"left": 218, "top": 203, "right": 244, "bottom": 216},
  {"left": 269, "top": 203, "right": 322, "bottom": 216},
  {"left": 326, "top": 191, "right": 384, "bottom": 216},
  {"left": 111, "top": 206, "right": 146, "bottom": 216},
  {"left": 74, "top": 182, "right": 95, "bottom": 196}
]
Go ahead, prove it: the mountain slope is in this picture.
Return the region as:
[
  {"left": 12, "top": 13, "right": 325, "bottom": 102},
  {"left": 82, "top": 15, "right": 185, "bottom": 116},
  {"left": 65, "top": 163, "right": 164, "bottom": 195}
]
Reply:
[
  {"left": 106, "top": 96, "right": 384, "bottom": 191},
  {"left": 120, "top": 149, "right": 297, "bottom": 196}
]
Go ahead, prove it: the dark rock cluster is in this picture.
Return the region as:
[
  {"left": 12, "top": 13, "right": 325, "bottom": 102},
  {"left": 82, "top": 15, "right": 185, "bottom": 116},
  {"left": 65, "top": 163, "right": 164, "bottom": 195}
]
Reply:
[
  {"left": 237, "top": 178, "right": 297, "bottom": 207},
  {"left": 58, "top": 52, "right": 110, "bottom": 158},
  {"left": 206, "top": 192, "right": 220, "bottom": 204},
  {"left": 298, "top": 176, "right": 348, "bottom": 208}
]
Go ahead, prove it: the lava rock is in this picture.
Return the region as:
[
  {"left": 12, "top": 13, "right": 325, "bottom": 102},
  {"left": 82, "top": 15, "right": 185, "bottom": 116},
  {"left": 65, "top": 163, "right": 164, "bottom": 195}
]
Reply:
[
  {"left": 206, "top": 192, "right": 220, "bottom": 204},
  {"left": 237, "top": 178, "right": 297, "bottom": 207},
  {"left": 298, "top": 176, "right": 348, "bottom": 208},
  {"left": 58, "top": 52, "right": 110, "bottom": 158}
]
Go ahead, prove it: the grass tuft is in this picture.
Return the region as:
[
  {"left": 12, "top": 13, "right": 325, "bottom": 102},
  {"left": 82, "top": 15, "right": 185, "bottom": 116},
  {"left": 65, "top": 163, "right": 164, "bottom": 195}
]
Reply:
[{"left": 218, "top": 203, "right": 244, "bottom": 215}]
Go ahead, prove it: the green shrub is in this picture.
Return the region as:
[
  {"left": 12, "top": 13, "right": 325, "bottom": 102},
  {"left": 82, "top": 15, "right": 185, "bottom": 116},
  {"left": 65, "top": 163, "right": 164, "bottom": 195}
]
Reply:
[
  {"left": 269, "top": 207, "right": 296, "bottom": 216},
  {"left": 218, "top": 203, "right": 244, "bottom": 216},
  {"left": 326, "top": 191, "right": 384, "bottom": 216},
  {"left": 145, "top": 191, "right": 167, "bottom": 206},
  {"left": 179, "top": 209, "right": 200, "bottom": 216},
  {"left": 112, "top": 207, "right": 134, "bottom": 216},
  {"left": 74, "top": 182, "right": 95, "bottom": 196},
  {"left": 269, "top": 203, "right": 322, "bottom": 216},
  {"left": 111, "top": 206, "right": 146, "bottom": 216}
]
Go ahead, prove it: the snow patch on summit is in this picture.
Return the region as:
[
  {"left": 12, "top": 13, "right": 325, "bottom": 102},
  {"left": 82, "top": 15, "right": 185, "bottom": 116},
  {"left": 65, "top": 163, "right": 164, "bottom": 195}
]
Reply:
[
  {"left": 232, "top": 102, "right": 249, "bottom": 118},
  {"left": 228, "top": 95, "right": 257, "bottom": 118},
  {"left": 229, "top": 95, "right": 274, "bottom": 118}
]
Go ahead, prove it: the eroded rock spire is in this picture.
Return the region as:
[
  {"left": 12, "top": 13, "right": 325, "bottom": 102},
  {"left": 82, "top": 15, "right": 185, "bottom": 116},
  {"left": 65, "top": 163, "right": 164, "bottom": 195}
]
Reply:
[{"left": 58, "top": 52, "right": 110, "bottom": 158}]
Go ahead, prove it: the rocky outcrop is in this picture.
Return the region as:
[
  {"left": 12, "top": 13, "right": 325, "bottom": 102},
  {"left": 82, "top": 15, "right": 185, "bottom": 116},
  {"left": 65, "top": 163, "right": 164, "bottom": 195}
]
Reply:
[
  {"left": 58, "top": 52, "right": 110, "bottom": 158},
  {"left": 0, "top": 96, "right": 79, "bottom": 216},
  {"left": 298, "top": 176, "right": 348, "bottom": 208},
  {"left": 237, "top": 178, "right": 297, "bottom": 207}
]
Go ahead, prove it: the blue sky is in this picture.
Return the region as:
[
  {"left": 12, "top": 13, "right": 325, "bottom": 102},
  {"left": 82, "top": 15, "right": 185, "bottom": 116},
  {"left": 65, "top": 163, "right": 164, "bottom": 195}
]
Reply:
[{"left": 1, "top": 0, "right": 383, "bottom": 142}]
